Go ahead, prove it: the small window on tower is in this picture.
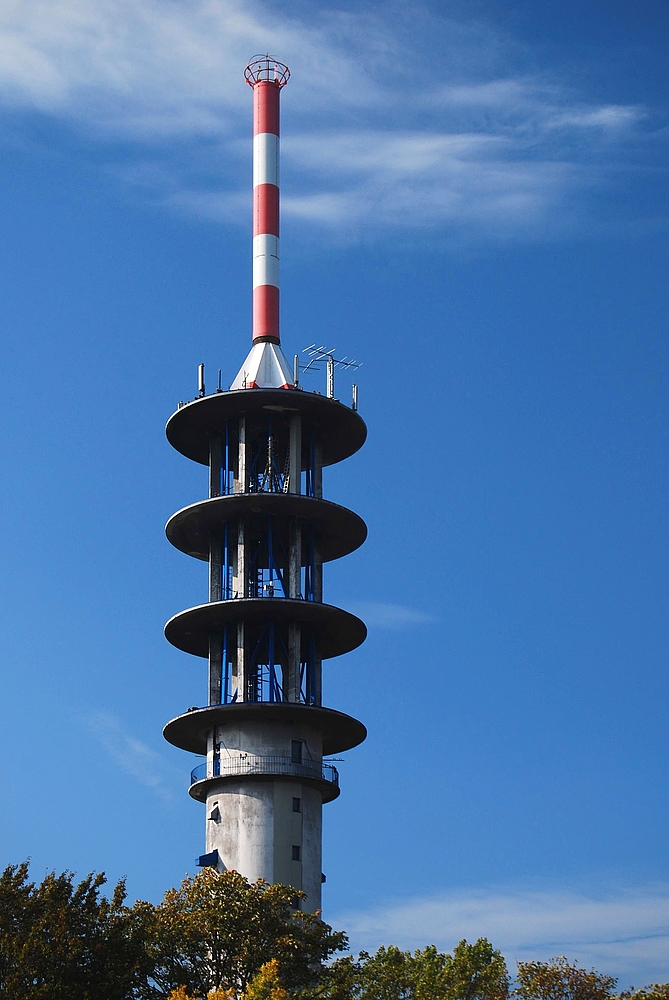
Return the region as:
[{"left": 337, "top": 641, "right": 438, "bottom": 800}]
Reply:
[
  {"left": 292, "top": 845, "right": 301, "bottom": 861},
  {"left": 292, "top": 797, "right": 301, "bottom": 813},
  {"left": 291, "top": 740, "right": 303, "bottom": 764}
]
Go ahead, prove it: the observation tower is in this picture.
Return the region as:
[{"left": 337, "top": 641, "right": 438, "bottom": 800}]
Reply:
[{"left": 162, "top": 55, "right": 367, "bottom": 911}]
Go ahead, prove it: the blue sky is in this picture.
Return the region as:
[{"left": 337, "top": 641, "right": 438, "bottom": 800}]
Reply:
[{"left": 0, "top": 0, "right": 668, "bottom": 987}]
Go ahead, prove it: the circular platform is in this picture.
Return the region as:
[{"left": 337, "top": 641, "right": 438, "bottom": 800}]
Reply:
[
  {"left": 189, "top": 769, "right": 340, "bottom": 804},
  {"left": 163, "top": 702, "right": 367, "bottom": 756},
  {"left": 165, "top": 598, "right": 366, "bottom": 659},
  {"left": 166, "top": 494, "right": 367, "bottom": 563},
  {"left": 166, "top": 388, "right": 367, "bottom": 468}
]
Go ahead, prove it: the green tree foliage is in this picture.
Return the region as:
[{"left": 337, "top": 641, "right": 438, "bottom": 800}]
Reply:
[
  {"left": 0, "top": 861, "right": 153, "bottom": 999},
  {"left": 3, "top": 859, "right": 669, "bottom": 1000},
  {"left": 318, "top": 937, "right": 510, "bottom": 1000},
  {"left": 619, "top": 988, "right": 669, "bottom": 1000},
  {"left": 144, "top": 868, "right": 346, "bottom": 999},
  {"left": 515, "top": 957, "right": 617, "bottom": 1000}
]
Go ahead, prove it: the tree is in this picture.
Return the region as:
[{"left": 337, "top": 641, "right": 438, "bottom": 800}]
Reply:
[
  {"left": 515, "top": 958, "right": 617, "bottom": 1000},
  {"left": 6, "top": 858, "right": 669, "bottom": 1000},
  {"left": 436, "top": 938, "right": 511, "bottom": 1000},
  {"left": 144, "top": 868, "right": 347, "bottom": 999},
  {"left": 244, "top": 960, "right": 289, "bottom": 1000},
  {"left": 350, "top": 945, "right": 413, "bottom": 1000},
  {"left": 166, "top": 961, "right": 287, "bottom": 1000},
  {"left": 0, "top": 861, "right": 153, "bottom": 999},
  {"left": 618, "top": 987, "right": 669, "bottom": 1000},
  {"left": 319, "top": 937, "right": 510, "bottom": 1000}
]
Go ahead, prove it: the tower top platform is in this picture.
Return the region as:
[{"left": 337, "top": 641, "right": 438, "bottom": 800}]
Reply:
[{"left": 166, "top": 388, "right": 367, "bottom": 467}]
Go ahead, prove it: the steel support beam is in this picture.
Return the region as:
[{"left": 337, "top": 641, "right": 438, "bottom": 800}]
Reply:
[
  {"left": 209, "top": 433, "right": 221, "bottom": 498},
  {"left": 235, "top": 519, "right": 246, "bottom": 599},
  {"left": 313, "top": 441, "right": 322, "bottom": 499},
  {"left": 288, "top": 517, "right": 301, "bottom": 599},
  {"left": 236, "top": 621, "right": 246, "bottom": 702},
  {"left": 209, "top": 532, "right": 222, "bottom": 602},
  {"left": 313, "top": 540, "right": 323, "bottom": 603},
  {"left": 235, "top": 416, "right": 248, "bottom": 494},
  {"left": 287, "top": 622, "right": 301, "bottom": 702},
  {"left": 208, "top": 633, "right": 222, "bottom": 706},
  {"left": 289, "top": 413, "right": 301, "bottom": 494}
]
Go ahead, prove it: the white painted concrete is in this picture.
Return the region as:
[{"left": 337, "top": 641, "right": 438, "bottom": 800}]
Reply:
[{"left": 203, "top": 717, "right": 325, "bottom": 911}]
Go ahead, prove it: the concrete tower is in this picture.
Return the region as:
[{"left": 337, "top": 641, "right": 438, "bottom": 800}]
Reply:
[{"left": 162, "top": 55, "right": 367, "bottom": 912}]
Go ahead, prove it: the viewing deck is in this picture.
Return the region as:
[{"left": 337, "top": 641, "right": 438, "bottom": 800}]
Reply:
[{"left": 189, "top": 754, "right": 340, "bottom": 802}]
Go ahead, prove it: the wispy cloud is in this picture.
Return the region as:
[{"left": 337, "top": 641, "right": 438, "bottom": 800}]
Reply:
[
  {"left": 334, "top": 885, "right": 669, "bottom": 987},
  {"left": 86, "top": 710, "right": 176, "bottom": 804},
  {"left": 548, "top": 106, "right": 644, "bottom": 130},
  {"left": 0, "top": 0, "right": 659, "bottom": 241},
  {"left": 279, "top": 131, "right": 578, "bottom": 236},
  {"left": 353, "top": 601, "right": 437, "bottom": 630},
  {"left": 0, "top": 0, "right": 373, "bottom": 132}
]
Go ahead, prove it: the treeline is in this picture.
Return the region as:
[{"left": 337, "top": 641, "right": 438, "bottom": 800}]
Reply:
[{"left": 0, "top": 863, "right": 667, "bottom": 1000}]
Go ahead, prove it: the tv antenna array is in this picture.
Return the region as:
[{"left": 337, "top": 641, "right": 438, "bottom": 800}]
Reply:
[{"left": 298, "top": 345, "right": 362, "bottom": 403}]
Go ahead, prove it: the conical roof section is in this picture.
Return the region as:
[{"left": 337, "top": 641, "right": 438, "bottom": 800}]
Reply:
[{"left": 230, "top": 341, "right": 294, "bottom": 390}]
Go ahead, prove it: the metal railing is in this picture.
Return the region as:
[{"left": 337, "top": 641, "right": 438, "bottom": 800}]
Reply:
[{"left": 190, "top": 755, "right": 338, "bottom": 787}]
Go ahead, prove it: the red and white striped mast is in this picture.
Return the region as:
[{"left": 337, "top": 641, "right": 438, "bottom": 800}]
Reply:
[{"left": 231, "top": 55, "right": 294, "bottom": 390}]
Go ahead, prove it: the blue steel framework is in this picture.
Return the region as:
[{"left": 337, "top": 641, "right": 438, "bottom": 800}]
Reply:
[
  {"left": 210, "top": 417, "right": 319, "bottom": 498},
  {"left": 211, "top": 623, "right": 317, "bottom": 706},
  {"left": 205, "top": 412, "right": 323, "bottom": 708},
  {"left": 210, "top": 519, "right": 316, "bottom": 602}
]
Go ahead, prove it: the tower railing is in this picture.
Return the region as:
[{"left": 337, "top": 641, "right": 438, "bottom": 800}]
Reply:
[{"left": 190, "top": 756, "right": 339, "bottom": 787}]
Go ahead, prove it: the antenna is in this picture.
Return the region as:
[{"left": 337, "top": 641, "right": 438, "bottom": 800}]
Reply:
[
  {"left": 228, "top": 53, "right": 294, "bottom": 392},
  {"left": 293, "top": 354, "right": 300, "bottom": 388},
  {"left": 245, "top": 55, "right": 290, "bottom": 346},
  {"left": 300, "top": 345, "right": 362, "bottom": 400},
  {"left": 198, "top": 363, "right": 205, "bottom": 397}
]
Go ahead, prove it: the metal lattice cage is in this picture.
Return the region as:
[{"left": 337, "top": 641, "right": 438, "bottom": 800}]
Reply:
[{"left": 244, "top": 54, "right": 290, "bottom": 87}]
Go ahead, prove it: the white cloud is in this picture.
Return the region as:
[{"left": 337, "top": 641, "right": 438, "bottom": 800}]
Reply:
[
  {"left": 428, "top": 78, "right": 560, "bottom": 113},
  {"left": 280, "top": 131, "right": 576, "bottom": 234},
  {"left": 334, "top": 885, "right": 669, "bottom": 987},
  {"left": 353, "top": 601, "right": 437, "bottom": 630},
  {"left": 86, "top": 710, "right": 177, "bottom": 804},
  {"left": 548, "top": 106, "right": 643, "bottom": 129},
  {"left": 285, "top": 131, "right": 501, "bottom": 177},
  {"left": 0, "top": 0, "right": 376, "bottom": 133},
  {"left": 0, "top": 0, "right": 656, "bottom": 240}
]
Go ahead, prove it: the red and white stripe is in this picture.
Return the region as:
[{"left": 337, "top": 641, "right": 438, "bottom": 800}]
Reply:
[
  {"left": 231, "top": 59, "right": 292, "bottom": 391},
  {"left": 252, "top": 78, "right": 282, "bottom": 343}
]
